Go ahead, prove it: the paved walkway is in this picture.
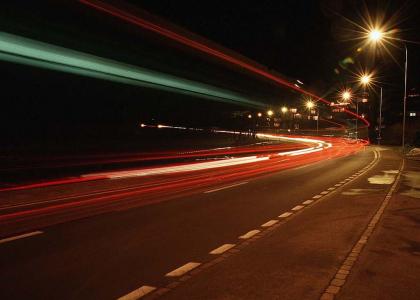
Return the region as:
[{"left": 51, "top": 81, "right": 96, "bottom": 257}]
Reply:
[{"left": 338, "top": 157, "right": 420, "bottom": 300}]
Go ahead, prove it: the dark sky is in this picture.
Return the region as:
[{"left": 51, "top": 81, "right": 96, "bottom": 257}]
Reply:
[
  {"left": 1, "top": 0, "right": 419, "bottom": 151},
  {"left": 138, "top": 0, "right": 420, "bottom": 90},
  {"left": 139, "top": 0, "right": 337, "bottom": 84}
]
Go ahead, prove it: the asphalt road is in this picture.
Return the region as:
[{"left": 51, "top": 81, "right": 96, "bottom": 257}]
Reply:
[{"left": 0, "top": 146, "right": 405, "bottom": 300}]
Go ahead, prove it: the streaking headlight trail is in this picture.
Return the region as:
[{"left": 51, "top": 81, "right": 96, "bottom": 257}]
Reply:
[{"left": 0, "top": 32, "right": 263, "bottom": 107}]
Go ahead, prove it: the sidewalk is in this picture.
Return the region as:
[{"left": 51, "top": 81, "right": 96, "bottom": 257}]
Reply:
[{"left": 338, "top": 158, "right": 420, "bottom": 299}]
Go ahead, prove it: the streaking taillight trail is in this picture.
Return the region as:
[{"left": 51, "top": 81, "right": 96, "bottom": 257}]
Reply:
[{"left": 0, "top": 135, "right": 367, "bottom": 236}]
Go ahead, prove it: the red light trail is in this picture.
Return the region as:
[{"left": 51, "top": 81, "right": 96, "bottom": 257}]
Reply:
[
  {"left": 0, "top": 135, "right": 368, "bottom": 236},
  {"left": 78, "top": 0, "right": 369, "bottom": 127}
]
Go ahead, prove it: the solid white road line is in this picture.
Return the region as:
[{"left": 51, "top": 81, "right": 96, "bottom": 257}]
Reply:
[
  {"left": 166, "top": 262, "right": 201, "bottom": 277},
  {"left": 261, "top": 220, "right": 279, "bottom": 227},
  {"left": 204, "top": 181, "right": 248, "bottom": 194},
  {"left": 117, "top": 285, "right": 156, "bottom": 300},
  {"left": 279, "top": 212, "right": 293, "bottom": 218},
  {"left": 239, "top": 229, "right": 260, "bottom": 239},
  {"left": 209, "top": 244, "right": 235, "bottom": 255},
  {"left": 302, "top": 200, "right": 314, "bottom": 205},
  {"left": 291, "top": 205, "right": 304, "bottom": 211},
  {"left": 0, "top": 231, "right": 43, "bottom": 245}
]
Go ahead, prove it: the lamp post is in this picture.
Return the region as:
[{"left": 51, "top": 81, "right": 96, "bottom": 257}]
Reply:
[
  {"left": 402, "top": 44, "right": 408, "bottom": 152},
  {"left": 305, "top": 100, "right": 318, "bottom": 135},
  {"left": 366, "top": 28, "right": 408, "bottom": 151},
  {"left": 359, "top": 74, "right": 372, "bottom": 141},
  {"left": 341, "top": 90, "right": 355, "bottom": 138},
  {"left": 378, "top": 87, "right": 383, "bottom": 144}
]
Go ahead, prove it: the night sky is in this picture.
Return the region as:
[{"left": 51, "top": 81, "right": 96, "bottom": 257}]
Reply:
[
  {"left": 1, "top": 0, "right": 419, "bottom": 153},
  {"left": 138, "top": 0, "right": 420, "bottom": 89}
]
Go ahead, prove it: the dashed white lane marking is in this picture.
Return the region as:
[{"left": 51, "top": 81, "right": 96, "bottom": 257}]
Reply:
[
  {"left": 0, "top": 231, "right": 43, "bottom": 245},
  {"left": 209, "top": 244, "right": 235, "bottom": 254},
  {"left": 118, "top": 285, "right": 156, "bottom": 300},
  {"left": 292, "top": 205, "right": 304, "bottom": 211},
  {"left": 279, "top": 212, "right": 293, "bottom": 218},
  {"left": 327, "top": 187, "right": 336, "bottom": 191},
  {"left": 261, "top": 220, "right": 279, "bottom": 227},
  {"left": 166, "top": 262, "right": 201, "bottom": 277},
  {"left": 334, "top": 184, "right": 342, "bottom": 187},
  {"left": 302, "top": 200, "right": 314, "bottom": 205},
  {"left": 320, "top": 191, "right": 329, "bottom": 195},
  {"left": 239, "top": 229, "right": 260, "bottom": 239},
  {"left": 313, "top": 195, "right": 322, "bottom": 199},
  {"left": 204, "top": 181, "right": 248, "bottom": 193}
]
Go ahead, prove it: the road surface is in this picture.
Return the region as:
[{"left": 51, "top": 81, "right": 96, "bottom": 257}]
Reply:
[{"left": 1, "top": 146, "right": 416, "bottom": 299}]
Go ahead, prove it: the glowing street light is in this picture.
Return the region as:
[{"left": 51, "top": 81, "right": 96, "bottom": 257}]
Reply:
[
  {"left": 360, "top": 74, "right": 371, "bottom": 86},
  {"left": 248, "top": 114, "right": 252, "bottom": 119},
  {"left": 305, "top": 100, "right": 315, "bottom": 110},
  {"left": 257, "top": 112, "right": 262, "bottom": 117},
  {"left": 368, "top": 29, "right": 383, "bottom": 42},
  {"left": 281, "top": 106, "right": 288, "bottom": 113},
  {"left": 342, "top": 90, "right": 352, "bottom": 101},
  {"left": 267, "top": 110, "right": 274, "bottom": 117}
]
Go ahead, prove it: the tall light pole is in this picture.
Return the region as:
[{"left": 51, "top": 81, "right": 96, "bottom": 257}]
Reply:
[
  {"left": 402, "top": 44, "right": 408, "bottom": 151},
  {"left": 359, "top": 74, "right": 371, "bottom": 141},
  {"left": 366, "top": 28, "right": 408, "bottom": 151},
  {"left": 341, "top": 90, "right": 354, "bottom": 138},
  {"left": 379, "top": 87, "right": 383, "bottom": 144},
  {"left": 305, "top": 100, "right": 318, "bottom": 135}
]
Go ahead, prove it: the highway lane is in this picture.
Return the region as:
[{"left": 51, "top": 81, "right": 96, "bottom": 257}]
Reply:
[
  {"left": 0, "top": 146, "right": 376, "bottom": 300},
  {"left": 0, "top": 136, "right": 361, "bottom": 236}
]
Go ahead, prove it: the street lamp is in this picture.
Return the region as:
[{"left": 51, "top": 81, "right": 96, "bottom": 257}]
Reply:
[
  {"left": 305, "top": 100, "right": 318, "bottom": 135},
  {"left": 341, "top": 90, "right": 352, "bottom": 102},
  {"left": 366, "top": 28, "right": 408, "bottom": 151},
  {"left": 257, "top": 112, "right": 262, "bottom": 117},
  {"left": 267, "top": 110, "right": 274, "bottom": 117},
  {"left": 359, "top": 72, "right": 384, "bottom": 144},
  {"left": 360, "top": 74, "right": 371, "bottom": 86},
  {"left": 357, "top": 74, "right": 372, "bottom": 141},
  {"left": 305, "top": 100, "right": 315, "bottom": 109},
  {"left": 248, "top": 114, "right": 252, "bottom": 119},
  {"left": 368, "top": 29, "right": 383, "bottom": 43},
  {"left": 281, "top": 106, "right": 288, "bottom": 113},
  {"left": 341, "top": 89, "right": 357, "bottom": 139}
]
